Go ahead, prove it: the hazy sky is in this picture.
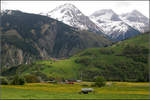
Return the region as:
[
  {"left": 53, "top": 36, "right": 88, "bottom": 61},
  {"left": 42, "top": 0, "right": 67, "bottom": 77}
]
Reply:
[{"left": 1, "top": 1, "right": 149, "bottom": 18}]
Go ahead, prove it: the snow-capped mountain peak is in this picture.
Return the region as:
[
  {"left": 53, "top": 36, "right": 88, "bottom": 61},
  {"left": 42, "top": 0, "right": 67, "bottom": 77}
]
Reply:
[
  {"left": 120, "top": 10, "right": 149, "bottom": 33},
  {"left": 1, "top": 10, "right": 24, "bottom": 16},
  {"left": 49, "top": 3, "right": 82, "bottom": 16},
  {"left": 57, "top": 3, "right": 77, "bottom": 10},
  {"left": 90, "top": 9, "right": 121, "bottom": 22},
  {"left": 90, "top": 9, "right": 140, "bottom": 41},
  {"left": 121, "top": 10, "right": 148, "bottom": 22},
  {"left": 1, "top": 10, "right": 13, "bottom": 15},
  {"left": 131, "top": 10, "right": 143, "bottom": 15},
  {"left": 46, "top": 3, "right": 103, "bottom": 33}
]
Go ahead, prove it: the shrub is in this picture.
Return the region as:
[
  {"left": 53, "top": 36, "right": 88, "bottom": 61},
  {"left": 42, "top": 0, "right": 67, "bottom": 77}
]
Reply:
[
  {"left": 75, "top": 56, "right": 92, "bottom": 65},
  {"left": 0, "top": 77, "right": 9, "bottom": 85},
  {"left": 100, "top": 48, "right": 114, "bottom": 55},
  {"left": 93, "top": 76, "right": 106, "bottom": 87},
  {"left": 48, "top": 75, "right": 55, "bottom": 81},
  {"left": 81, "top": 84, "right": 89, "bottom": 87},
  {"left": 122, "top": 44, "right": 148, "bottom": 63},
  {"left": 11, "top": 75, "right": 25, "bottom": 85},
  {"left": 82, "top": 67, "right": 101, "bottom": 81},
  {"left": 80, "top": 51, "right": 93, "bottom": 56},
  {"left": 30, "top": 71, "right": 48, "bottom": 81},
  {"left": 24, "top": 74, "right": 41, "bottom": 83}
]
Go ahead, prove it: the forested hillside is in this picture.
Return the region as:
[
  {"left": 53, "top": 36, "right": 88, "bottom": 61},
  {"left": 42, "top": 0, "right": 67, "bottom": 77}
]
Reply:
[{"left": 2, "top": 32, "right": 149, "bottom": 82}]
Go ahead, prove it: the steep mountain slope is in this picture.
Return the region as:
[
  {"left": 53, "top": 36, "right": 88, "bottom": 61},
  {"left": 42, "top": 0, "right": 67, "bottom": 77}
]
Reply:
[
  {"left": 46, "top": 3, "right": 104, "bottom": 34},
  {"left": 2, "top": 32, "right": 149, "bottom": 82},
  {"left": 1, "top": 10, "right": 111, "bottom": 67},
  {"left": 90, "top": 9, "right": 140, "bottom": 41},
  {"left": 120, "top": 10, "right": 149, "bottom": 33}
]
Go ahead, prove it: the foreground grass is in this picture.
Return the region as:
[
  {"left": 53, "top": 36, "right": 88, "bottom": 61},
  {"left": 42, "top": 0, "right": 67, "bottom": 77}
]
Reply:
[{"left": 1, "top": 82, "right": 149, "bottom": 99}]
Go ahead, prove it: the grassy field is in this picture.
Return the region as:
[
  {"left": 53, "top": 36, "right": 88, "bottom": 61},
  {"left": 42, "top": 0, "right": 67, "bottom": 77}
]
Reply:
[{"left": 1, "top": 82, "right": 149, "bottom": 99}]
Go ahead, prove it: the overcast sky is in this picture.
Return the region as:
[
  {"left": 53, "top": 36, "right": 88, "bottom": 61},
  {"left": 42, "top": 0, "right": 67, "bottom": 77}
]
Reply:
[{"left": 1, "top": 1, "right": 149, "bottom": 18}]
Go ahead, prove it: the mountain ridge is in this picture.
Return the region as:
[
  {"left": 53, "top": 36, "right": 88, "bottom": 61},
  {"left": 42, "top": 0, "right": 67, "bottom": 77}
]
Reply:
[
  {"left": 1, "top": 10, "right": 111, "bottom": 67},
  {"left": 90, "top": 9, "right": 141, "bottom": 41},
  {"left": 42, "top": 4, "right": 148, "bottom": 41},
  {"left": 120, "top": 10, "right": 149, "bottom": 33}
]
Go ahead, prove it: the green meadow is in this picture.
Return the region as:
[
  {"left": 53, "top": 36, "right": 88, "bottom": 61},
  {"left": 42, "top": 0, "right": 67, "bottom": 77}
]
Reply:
[{"left": 1, "top": 82, "right": 150, "bottom": 99}]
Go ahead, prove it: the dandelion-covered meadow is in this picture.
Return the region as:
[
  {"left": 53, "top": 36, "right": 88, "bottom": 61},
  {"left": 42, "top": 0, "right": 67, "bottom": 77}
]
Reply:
[{"left": 1, "top": 82, "right": 149, "bottom": 99}]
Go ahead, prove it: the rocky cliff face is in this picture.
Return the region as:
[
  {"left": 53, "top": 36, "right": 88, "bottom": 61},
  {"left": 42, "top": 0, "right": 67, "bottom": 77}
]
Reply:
[{"left": 1, "top": 10, "right": 111, "bottom": 67}]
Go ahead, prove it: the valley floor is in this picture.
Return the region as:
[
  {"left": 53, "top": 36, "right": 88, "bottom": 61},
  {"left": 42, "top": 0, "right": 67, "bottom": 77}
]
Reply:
[{"left": 1, "top": 82, "right": 149, "bottom": 99}]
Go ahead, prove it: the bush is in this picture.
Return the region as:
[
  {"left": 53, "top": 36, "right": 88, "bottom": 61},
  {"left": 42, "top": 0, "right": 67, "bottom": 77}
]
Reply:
[
  {"left": 93, "top": 76, "right": 106, "bottom": 87},
  {"left": 81, "top": 84, "right": 89, "bottom": 87},
  {"left": 24, "top": 74, "right": 41, "bottom": 83},
  {"left": 75, "top": 57, "right": 92, "bottom": 65},
  {"left": 100, "top": 48, "right": 114, "bottom": 55},
  {"left": 0, "top": 77, "right": 9, "bottom": 85},
  {"left": 30, "top": 71, "right": 48, "bottom": 81},
  {"left": 81, "top": 67, "right": 101, "bottom": 81},
  {"left": 80, "top": 51, "right": 93, "bottom": 56},
  {"left": 122, "top": 44, "right": 148, "bottom": 63},
  {"left": 11, "top": 75, "right": 26, "bottom": 85},
  {"left": 48, "top": 75, "right": 55, "bottom": 81}
]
